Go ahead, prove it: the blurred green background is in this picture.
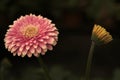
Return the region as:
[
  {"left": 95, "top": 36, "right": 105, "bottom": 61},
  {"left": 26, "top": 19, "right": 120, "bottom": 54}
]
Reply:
[{"left": 0, "top": 0, "right": 120, "bottom": 80}]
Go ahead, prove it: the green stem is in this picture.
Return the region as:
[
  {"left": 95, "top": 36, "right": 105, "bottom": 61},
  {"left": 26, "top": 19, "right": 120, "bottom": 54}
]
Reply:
[
  {"left": 85, "top": 41, "right": 95, "bottom": 80},
  {"left": 38, "top": 56, "right": 52, "bottom": 80},
  {"left": 0, "top": 65, "right": 4, "bottom": 80}
]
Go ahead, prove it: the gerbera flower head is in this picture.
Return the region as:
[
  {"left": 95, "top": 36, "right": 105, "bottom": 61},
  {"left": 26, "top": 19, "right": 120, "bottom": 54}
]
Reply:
[
  {"left": 4, "top": 14, "right": 59, "bottom": 57},
  {"left": 91, "top": 24, "right": 113, "bottom": 45}
]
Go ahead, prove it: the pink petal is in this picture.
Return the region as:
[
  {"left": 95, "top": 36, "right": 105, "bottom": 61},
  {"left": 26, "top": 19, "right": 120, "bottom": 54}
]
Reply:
[{"left": 47, "top": 45, "right": 53, "bottom": 50}]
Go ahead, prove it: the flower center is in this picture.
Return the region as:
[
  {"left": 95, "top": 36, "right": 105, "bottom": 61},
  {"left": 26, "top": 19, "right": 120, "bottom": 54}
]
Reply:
[{"left": 21, "top": 25, "right": 39, "bottom": 38}]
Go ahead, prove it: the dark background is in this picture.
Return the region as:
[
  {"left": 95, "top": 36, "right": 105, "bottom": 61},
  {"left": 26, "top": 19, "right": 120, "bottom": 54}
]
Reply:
[{"left": 0, "top": 0, "right": 120, "bottom": 80}]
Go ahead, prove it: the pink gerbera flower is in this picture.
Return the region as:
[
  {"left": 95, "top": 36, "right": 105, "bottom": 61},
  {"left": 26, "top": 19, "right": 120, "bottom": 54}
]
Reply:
[{"left": 4, "top": 14, "right": 59, "bottom": 57}]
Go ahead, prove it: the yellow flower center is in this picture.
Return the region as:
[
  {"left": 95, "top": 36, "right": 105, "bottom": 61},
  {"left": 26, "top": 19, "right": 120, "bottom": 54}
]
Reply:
[{"left": 21, "top": 25, "right": 39, "bottom": 38}]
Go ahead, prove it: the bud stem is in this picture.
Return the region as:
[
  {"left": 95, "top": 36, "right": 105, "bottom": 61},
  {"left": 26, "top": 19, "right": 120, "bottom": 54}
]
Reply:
[{"left": 85, "top": 41, "right": 95, "bottom": 80}]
